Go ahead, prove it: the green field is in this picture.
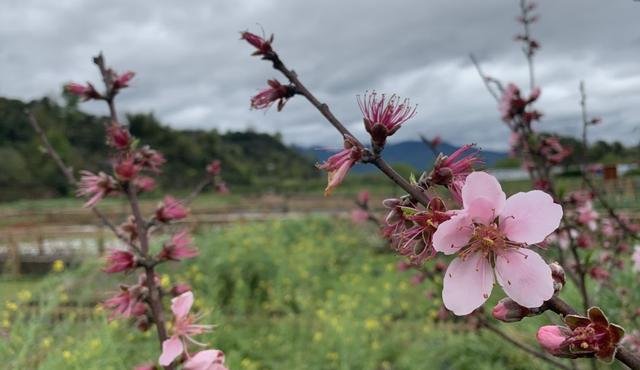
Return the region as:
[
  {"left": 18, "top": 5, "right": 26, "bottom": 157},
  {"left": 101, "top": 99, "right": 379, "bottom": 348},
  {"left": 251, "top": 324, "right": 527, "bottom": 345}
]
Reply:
[{"left": 0, "top": 217, "right": 597, "bottom": 370}]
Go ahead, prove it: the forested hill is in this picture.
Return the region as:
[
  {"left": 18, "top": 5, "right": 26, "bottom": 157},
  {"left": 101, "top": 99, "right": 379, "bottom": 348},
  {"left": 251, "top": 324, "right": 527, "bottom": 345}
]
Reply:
[{"left": 0, "top": 97, "right": 318, "bottom": 200}]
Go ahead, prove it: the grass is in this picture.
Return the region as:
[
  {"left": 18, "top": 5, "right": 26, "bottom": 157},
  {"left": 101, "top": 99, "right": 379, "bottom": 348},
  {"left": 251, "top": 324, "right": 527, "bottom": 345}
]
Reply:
[{"left": 0, "top": 217, "right": 588, "bottom": 370}]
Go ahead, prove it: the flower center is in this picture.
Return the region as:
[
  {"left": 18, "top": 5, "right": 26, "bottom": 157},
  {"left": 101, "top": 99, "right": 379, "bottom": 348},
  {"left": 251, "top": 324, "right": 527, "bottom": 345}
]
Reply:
[{"left": 459, "top": 223, "right": 522, "bottom": 260}]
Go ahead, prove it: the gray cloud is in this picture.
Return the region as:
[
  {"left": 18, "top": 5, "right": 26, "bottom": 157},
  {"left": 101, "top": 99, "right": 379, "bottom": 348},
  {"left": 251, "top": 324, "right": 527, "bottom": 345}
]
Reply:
[{"left": 2, "top": 0, "right": 639, "bottom": 151}]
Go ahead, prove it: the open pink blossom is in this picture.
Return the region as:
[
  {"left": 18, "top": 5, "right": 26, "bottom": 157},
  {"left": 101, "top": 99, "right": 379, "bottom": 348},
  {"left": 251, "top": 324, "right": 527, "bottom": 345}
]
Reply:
[
  {"left": 183, "top": 350, "right": 228, "bottom": 370},
  {"left": 158, "top": 230, "right": 199, "bottom": 261},
  {"left": 156, "top": 196, "right": 189, "bottom": 223},
  {"left": 77, "top": 170, "right": 118, "bottom": 207},
  {"left": 159, "top": 291, "right": 214, "bottom": 367},
  {"left": 432, "top": 171, "right": 562, "bottom": 315}
]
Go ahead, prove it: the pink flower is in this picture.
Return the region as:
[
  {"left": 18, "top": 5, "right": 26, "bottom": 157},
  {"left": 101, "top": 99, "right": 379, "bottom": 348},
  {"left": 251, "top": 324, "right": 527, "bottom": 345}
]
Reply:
[
  {"left": 251, "top": 79, "right": 295, "bottom": 111},
  {"left": 114, "top": 157, "right": 141, "bottom": 181},
  {"left": 432, "top": 172, "right": 562, "bottom": 315},
  {"left": 499, "top": 83, "right": 525, "bottom": 122},
  {"left": 156, "top": 196, "right": 189, "bottom": 223},
  {"left": 184, "top": 350, "right": 228, "bottom": 370},
  {"left": 159, "top": 292, "right": 214, "bottom": 366},
  {"left": 576, "top": 201, "right": 598, "bottom": 231},
  {"left": 538, "top": 307, "right": 625, "bottom": 362},
  {"left": 240, "top": 31, "right": 274, "bottom": 57},
  {"left": 540, "top": 137, "right": 571, "bottom": 165},
  {"left": 171, "top": 283, "right": 192, "bottom": 297},
  {"left": 106, "top": 122, "right": 132, "bottom": 150},
  {"left": 134, "top": 176, "right": 157, "bottom": 193},
  {"left": 103, "top": 249, "right": 136, "bottom": 273},
  {"left": 427, "top": 144, "right": 481, "bottom": 204},
  {"left": 65, "top": 82, "right": 101, "bottom": 100},
  {"left": 632, "top": 245, "right": 640, "bottom": 272},
  {"left": 158, "top": 230, "right": 199, "bottom": 261},
  {"left": 77, "top": 171, "right": 118, "bottom": 207},
  {"left": 135, "top": 146, "right": 166, "bottom": 172},
  {"left": 397, "top": 198, "right": 451, "bottom": 265},
  {"left": 357, "top": 91, "right": 416, "bottom": 147},
  {"left": 104, "top": 285, "right": 147, "bottom": 319},
  {"left": 206, "top": 160, "right": 222, "bottom": 176},
  {"left": 113, "top": 71, "right": 135, "bottom": 90},
  {"left": 316, "top": 139, "right": 362, "bottom": 195}
]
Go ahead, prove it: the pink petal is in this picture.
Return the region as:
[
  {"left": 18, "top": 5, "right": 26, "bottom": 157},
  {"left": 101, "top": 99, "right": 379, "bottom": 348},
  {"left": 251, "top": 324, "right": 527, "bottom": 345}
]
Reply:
[
  {"left": 461, "top": 172, "right": 506, "bottom": 224},
  {"left": 159, "top": 336, "right": 183, "bottom": 366},
  {"left": 442, "top": 252, "right": 494, "bottom": 315},
  {"left": 499, "top": 190, "right": 563, "bottom": 244},
  {"left": 495, "top": 249, "right": 554, "bottom": 308},
  {"left": 183, "top": 350, "right": 225, "bottom": 370},
  {"left": 171, "top": 291, "right": 194, "bottom": 318},
  {"left": 432, "top": 213, "right": 473, "bottom": 255}
]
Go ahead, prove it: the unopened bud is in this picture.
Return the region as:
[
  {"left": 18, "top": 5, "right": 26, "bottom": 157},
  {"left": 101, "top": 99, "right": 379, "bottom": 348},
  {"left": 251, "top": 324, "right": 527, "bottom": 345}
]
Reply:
[
  {"left": 549, "top": 262, "right": 565, "bottom": 293},
  {"left": 492, "top": 298, "right": 531, "bottom": 323},
  {"left": 536, "top": 325, "right": 573, "bottom": 356}
]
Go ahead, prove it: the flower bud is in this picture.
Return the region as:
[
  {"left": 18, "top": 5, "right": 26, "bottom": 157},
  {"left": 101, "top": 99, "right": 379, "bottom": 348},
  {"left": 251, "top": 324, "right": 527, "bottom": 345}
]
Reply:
[
  {"left": 492, "top": 298, "right": 531, "bottom": 323},
  {"left": 536, "top": 325, "right": 572, "bottom": 356},
  {"left": 549, "top": 262, "right": 565, "bottom": 293}
]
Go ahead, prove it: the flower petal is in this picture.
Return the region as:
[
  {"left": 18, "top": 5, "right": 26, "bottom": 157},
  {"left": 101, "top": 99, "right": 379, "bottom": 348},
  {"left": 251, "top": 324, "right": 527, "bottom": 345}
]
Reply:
[
  {"left": 159, "top": 336, "right": 183, "bottom": 366},
  {"left": 442, "top": 252, "right": 494, "bottom": 315},
  {"left": 171, "top": 291, "right": 194, "bottom": 318},
  {"left": 432, "top": 213, "right": 473, "bottom": 255},
  {"left": 499, "top": 190, "right": 562, "bottom": 244},
  {"left": 461, "top": 172, "right": 506, "bottom": 224},
  {"left": 495, "top": 249, "right": 553, "bottom": 308},
  {"left": 183, "top": 350, "right": 226, "bottom": 370}
]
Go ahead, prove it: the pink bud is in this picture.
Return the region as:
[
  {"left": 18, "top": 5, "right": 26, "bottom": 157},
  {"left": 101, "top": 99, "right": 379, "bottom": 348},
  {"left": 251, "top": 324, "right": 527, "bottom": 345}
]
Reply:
[
  {"left": 492, "top": 298, "right": 531, "bottom": 323},
  {"left": 536, "top": 325, "right": 571, "bottom": 355}
]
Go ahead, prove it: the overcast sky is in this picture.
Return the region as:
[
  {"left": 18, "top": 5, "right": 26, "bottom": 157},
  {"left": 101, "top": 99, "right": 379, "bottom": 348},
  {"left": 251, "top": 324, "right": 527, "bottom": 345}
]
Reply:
[{"left": 2, "top": 0, "right": 639, "bottom": 151}]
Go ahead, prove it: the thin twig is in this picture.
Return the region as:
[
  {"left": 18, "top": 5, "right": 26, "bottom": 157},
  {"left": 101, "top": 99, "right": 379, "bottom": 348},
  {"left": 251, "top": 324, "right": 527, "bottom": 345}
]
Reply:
[
  {"left": 480, "top": 318, "right": 572, "bottom": 370},
  {"left": 269, "top": 55, "right": 431, "bottom": 206}
]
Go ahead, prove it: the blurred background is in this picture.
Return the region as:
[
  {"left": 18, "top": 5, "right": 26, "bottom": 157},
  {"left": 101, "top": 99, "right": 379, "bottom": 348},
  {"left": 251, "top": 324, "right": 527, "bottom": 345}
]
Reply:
[{"left": 1, "top": 0, "right": 639, "bottom": 369}]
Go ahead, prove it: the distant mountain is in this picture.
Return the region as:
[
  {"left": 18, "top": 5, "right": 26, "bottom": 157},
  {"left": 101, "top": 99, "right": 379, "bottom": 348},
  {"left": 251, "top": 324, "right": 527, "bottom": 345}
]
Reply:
[{"left": 297, "top": 140, "right": 508, "bottom": 173}]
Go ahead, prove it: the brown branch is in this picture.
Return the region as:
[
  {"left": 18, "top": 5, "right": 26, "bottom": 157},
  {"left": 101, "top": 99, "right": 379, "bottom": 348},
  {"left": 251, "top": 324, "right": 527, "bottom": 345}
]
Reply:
[
  {"left": 269, "top": 55, "right": 431, "bottom": 206},
  {"left": 25, "top": 110, "right": 136, "bottom": 251}
]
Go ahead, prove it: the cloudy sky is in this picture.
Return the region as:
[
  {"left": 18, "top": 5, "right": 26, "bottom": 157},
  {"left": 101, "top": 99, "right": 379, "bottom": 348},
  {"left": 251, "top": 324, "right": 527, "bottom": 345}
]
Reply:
[{"left": 2, "top": 0, "right": 639, "bottom": 151}]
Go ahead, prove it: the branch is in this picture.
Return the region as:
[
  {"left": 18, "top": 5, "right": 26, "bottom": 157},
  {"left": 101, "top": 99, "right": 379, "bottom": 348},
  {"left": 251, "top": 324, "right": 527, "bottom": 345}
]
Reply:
[
  {"left": 269, "top": 55, "right": 431, "bottom": 206},
  {"left": 25, "top": 110, "right": 136, "bottom": 251},
  {"left": 480, "top": 318, "right": 572, "bottom": 370}
]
